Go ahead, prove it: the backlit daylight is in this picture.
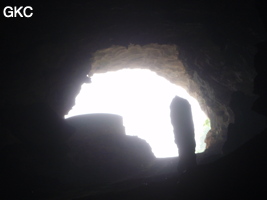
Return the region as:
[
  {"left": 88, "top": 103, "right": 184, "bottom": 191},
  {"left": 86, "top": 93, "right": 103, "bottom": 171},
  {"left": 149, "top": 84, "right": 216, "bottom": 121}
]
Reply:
[{"left": 65, "top": 69, "right": 210, "bottom": 158}]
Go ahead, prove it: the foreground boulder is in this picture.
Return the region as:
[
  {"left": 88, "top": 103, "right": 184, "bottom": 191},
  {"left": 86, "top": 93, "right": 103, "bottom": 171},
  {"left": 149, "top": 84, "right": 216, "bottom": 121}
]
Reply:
[
  {"left": 0, "top": 106, "right": 156, "bottom": 199},
  {"left": 65, "top": 114, "right": 156, "bottom": 185}
]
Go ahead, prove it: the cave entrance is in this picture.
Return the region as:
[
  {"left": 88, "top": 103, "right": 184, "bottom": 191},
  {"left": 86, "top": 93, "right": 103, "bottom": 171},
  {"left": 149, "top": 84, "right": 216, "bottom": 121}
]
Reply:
[{"left": 65, "top": 68, "right": 210, "bottom": 158}]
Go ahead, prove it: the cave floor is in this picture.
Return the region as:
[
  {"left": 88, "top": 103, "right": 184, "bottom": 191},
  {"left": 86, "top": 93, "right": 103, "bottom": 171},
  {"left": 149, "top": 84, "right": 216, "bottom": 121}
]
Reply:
[{"left": 27, "top": 157, "right": 180, "bottom": 200}]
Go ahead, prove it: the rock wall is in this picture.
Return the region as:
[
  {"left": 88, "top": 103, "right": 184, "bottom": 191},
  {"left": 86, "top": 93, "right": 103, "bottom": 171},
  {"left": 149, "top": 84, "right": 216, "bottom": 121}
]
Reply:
[{"left": 66, "top": 113, "right": 126, "bottom": 136}]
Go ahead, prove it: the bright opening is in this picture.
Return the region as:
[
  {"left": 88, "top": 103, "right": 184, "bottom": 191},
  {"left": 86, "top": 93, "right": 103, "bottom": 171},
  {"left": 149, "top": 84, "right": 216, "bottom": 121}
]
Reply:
[{"left": 65, "top": 69, "right": 210, "bottom": 158}]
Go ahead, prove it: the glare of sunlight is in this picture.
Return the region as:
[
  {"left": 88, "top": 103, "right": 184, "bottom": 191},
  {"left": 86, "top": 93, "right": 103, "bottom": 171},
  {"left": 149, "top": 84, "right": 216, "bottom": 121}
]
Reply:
[{"left": 65, "top": 69, "right": 210, "bottom": 158}]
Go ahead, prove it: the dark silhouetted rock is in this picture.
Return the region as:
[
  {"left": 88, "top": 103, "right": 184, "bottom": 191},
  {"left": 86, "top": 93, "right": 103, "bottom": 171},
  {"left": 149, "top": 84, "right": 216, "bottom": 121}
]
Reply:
[
  {"left": 66, "top": 113, "right": 126, "bottom": 136},
  {"left": 170, "top": 96, "right": 197, "bottom": 173},
  {"left": 64, "top": 114, "right": 156, "bottom": 185}
]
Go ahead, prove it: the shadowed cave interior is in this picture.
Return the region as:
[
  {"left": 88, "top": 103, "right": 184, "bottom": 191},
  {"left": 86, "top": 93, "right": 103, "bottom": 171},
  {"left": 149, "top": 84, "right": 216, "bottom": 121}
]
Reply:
[{"left": 1, "top": 0, "right": 267, "bottom": 199}]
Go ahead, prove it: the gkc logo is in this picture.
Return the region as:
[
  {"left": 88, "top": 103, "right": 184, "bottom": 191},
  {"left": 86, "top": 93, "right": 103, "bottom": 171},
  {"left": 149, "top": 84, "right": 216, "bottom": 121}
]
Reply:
[{"left": 3, "top": 6, "right": 33, "bottom": 18}]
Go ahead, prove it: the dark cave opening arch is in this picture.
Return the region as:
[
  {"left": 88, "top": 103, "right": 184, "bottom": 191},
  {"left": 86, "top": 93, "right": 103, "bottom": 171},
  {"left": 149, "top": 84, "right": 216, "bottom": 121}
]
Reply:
[
  {"left": 66, "top": 68, "right": 210, "bottom": 157},
  {"left": 66, "top": 43, "right": 234, "bottom": 157}
]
